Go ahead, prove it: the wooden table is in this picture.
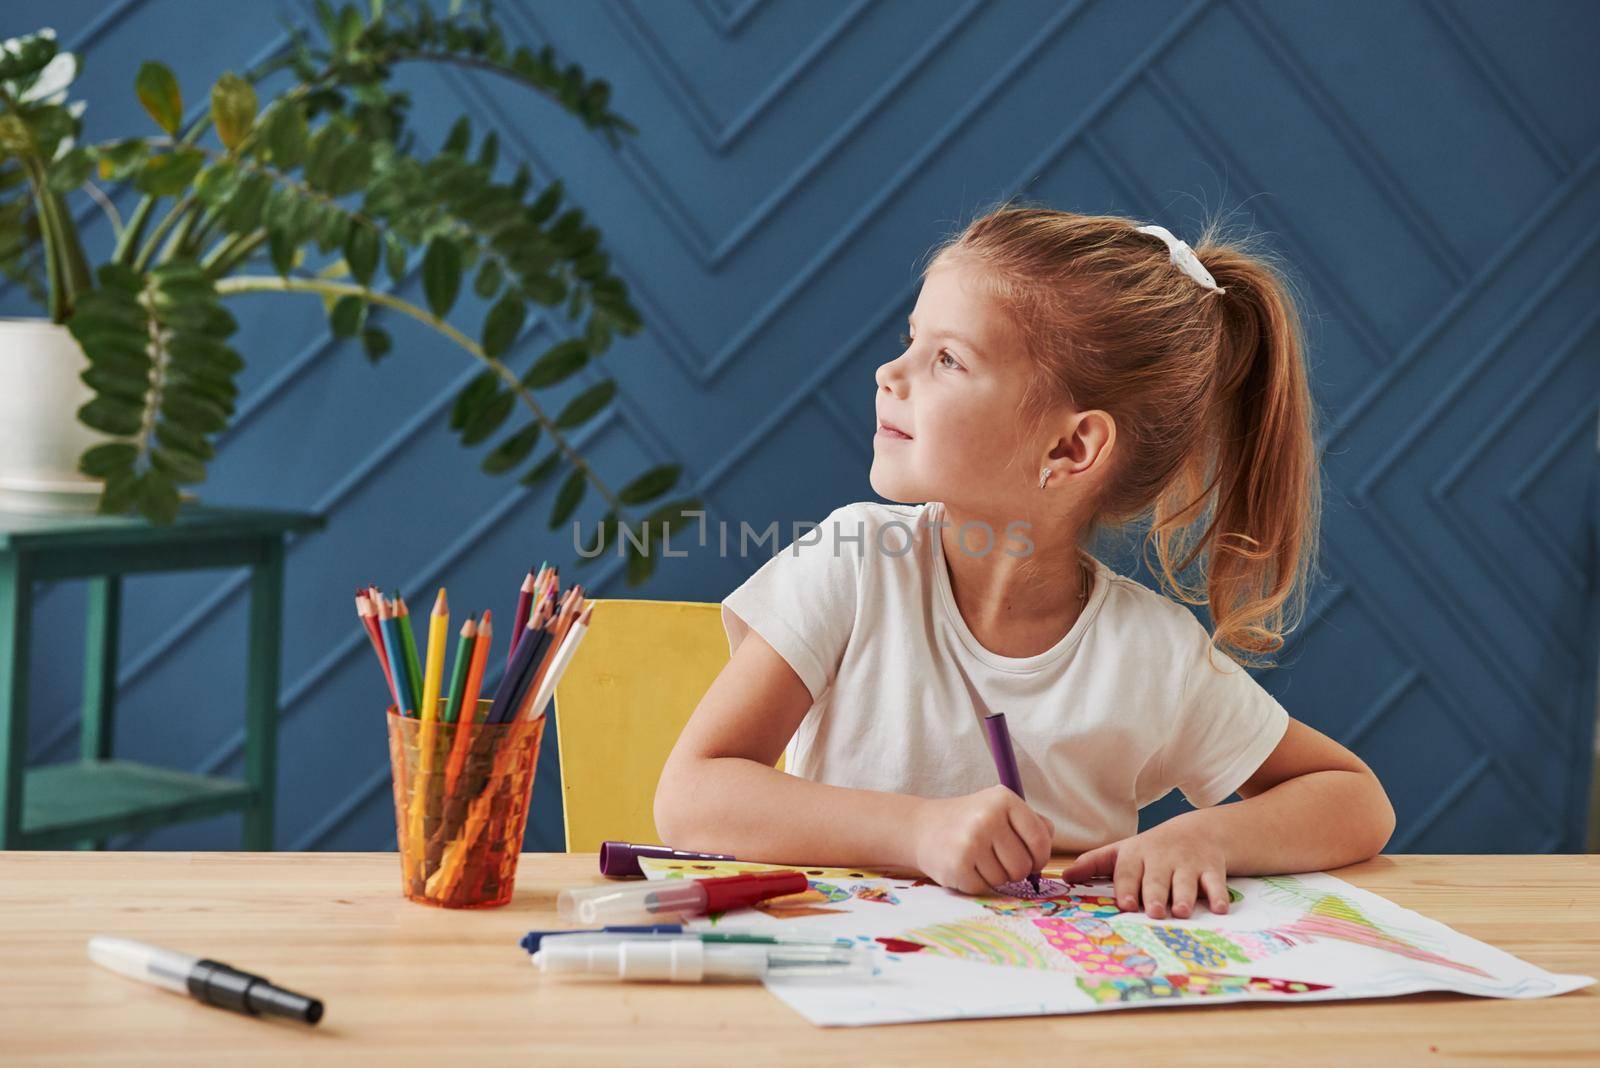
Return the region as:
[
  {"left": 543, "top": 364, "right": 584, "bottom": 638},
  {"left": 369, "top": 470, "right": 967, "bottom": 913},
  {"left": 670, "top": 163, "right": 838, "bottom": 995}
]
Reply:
[{"left": 2, "top": 852, "right": 1595, "bottom": 1065}]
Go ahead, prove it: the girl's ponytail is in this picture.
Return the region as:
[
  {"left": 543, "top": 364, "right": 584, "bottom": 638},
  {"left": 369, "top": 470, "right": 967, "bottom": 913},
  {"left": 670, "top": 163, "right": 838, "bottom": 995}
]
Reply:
[{"left": 1153, "top": 245, "right": 1323, "bottom": 669}]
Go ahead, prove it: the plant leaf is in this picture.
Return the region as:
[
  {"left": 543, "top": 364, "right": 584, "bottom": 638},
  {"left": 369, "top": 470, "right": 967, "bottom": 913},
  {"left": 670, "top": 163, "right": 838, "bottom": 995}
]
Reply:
[
  {"left": 480, "top": 292, "right": 525, "bottom": 358},
  {"left": 137, "top": 468, "right": 181, "bottom": 524},
  {"left": 133, "top": 149, "right": 204, "bottom": 196},
  {"left": 155, "top": 421, "right": 215, "bottom": 462},
  {"left": 344, "top": 222, "right": 379, "bottom": 286},
  {"left": 481, "top": 422, "right": 540, "bottom": 475},
  {"left": 0, "top": 29, "right": 59, "bottom": 82},
  {"left": 618, "top": 462, "right": 681, "bottom": 505},
  {"left": 135, "top": 61, "right": 183, "bottom": 135},
  {"left": 442, "top": 116, "right": 471, "bottom": 155},
  {"left": 553, "top": 379, "right": 616, "bottom": 430},
  {"left": 268, "top": 224, "right": 296, "bottom": 276},
  {"left": 449, "top": 369, "right": 499, "bottom": 430},
  {"left": 519, "top": 450, "right": 562, "bottom": 487},
  {"left": 521, "top": 338, "right": 587, "bottom": 390},
  {"left": 303, "top": 122, "right": 343, "bottom": 190},
  {"left": 548, "top": 466, "right": 586, "bottom": 529},
  {"left": 77, "top": 396, "right": 143, "bottom": 436},
  {"left": 221, "top": 171, "right": 270, "bottom": 233},
  {"left": 329, "top": 294, "right": 365, "bottom": 337},
  {"left": 459, "top": 388, "right": 513, "bottom": 446},
  {"left": 361, "top": 324, "right": 392, "bottom": 363},
  {"left": 473, "top": 259, "right": 502, "bottom": 299},
  {"left": 98, "top": 467, "right": 140, "bottom": 516},
  {"left": 46, "top": 146, "right": 93, "bottom": 193},
  {"left": 210, "top": 71, "right": 257, "bottom": 152},
  {"left": 78, "top": 442, "right": 137, "bottom": 478},
  {"left": 151, "top": 447, "right": 207, "bottom": 485},
  {"left": 264, "top": 100, "right": 308, "bottom": 169},
  {"left": 421, "top": 235, "right": 461, "bottom": 317},
  {"left": 384, "top": 232, "right": 407, "bottom": 283}
]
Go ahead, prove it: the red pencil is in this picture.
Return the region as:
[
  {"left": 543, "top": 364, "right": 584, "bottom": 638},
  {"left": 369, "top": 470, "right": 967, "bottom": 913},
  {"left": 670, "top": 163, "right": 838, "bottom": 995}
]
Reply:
[{"left": 356, "top": 590, "right": 400, "bottom": 709}]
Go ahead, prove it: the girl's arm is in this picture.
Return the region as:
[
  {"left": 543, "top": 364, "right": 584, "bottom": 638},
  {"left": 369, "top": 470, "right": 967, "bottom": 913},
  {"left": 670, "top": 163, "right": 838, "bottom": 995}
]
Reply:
[
  {"left": 653, "top": 629, "right": 1053, "bottom": 892},
  {"left": 1058, "top": 718, "right": 1395, "bottom": 918}
]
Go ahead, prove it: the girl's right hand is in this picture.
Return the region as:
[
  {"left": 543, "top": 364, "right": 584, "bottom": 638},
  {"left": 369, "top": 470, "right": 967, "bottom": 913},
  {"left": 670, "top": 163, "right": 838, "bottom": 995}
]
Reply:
[{"left": 910, "top": 786, "right": 1054, "bottom": 895}]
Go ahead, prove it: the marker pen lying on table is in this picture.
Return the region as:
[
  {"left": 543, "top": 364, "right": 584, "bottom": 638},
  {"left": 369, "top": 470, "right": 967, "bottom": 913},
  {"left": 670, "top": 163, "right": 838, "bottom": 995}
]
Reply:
[
  {"left": 520, "top": 928, "right": 856, "bottom": 953},
  {"left": 87, "top": 936, "right": 323, "bottom": 1025},
  {"left": 598, "top": 841, "right": 737, "bottom": 878},
  {"left": 557, "top": 870, "right": 808, "bottom": 924},
  {"left": 531, "top": 938, "right": 872, "bottom": 982}
]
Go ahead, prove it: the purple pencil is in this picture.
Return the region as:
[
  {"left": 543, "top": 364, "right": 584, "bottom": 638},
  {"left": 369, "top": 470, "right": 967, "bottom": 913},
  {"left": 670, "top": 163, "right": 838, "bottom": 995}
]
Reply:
[
  {"left": 508, "top": 568, "right": 535, "bottom": 667},
  {"left": 983, "top": 712, "right": 1041, "bottom": 893}
]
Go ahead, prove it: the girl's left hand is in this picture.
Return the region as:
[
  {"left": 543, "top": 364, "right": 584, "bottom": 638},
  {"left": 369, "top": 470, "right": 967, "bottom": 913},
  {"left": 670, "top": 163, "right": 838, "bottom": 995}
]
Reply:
[{"left": 1055, "top": 812, "right": 1230, "bottom": 919}]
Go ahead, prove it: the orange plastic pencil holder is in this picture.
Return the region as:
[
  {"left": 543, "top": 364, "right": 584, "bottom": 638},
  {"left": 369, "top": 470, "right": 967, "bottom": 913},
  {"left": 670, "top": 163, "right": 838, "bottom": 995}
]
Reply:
[{"left": 385, "top": 701, "right": 545, "bottom": 909}]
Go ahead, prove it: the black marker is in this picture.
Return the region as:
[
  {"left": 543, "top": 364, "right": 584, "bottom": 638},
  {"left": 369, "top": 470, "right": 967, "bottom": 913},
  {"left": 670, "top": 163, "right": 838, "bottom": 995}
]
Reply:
[{"left": 88, "top": 936, "right": 323, "bottom": 1025}]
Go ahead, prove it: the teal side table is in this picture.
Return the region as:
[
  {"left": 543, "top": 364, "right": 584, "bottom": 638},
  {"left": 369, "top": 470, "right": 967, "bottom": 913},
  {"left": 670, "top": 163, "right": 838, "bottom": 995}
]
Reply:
[{"left": 0, "top": 506, "right": 324, "bottom": 850}]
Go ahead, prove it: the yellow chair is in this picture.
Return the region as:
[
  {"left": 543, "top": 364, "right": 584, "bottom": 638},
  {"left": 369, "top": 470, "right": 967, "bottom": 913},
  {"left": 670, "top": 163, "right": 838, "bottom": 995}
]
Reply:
[{"left": 552, "top": 599, "right": 783, "bottom": 853}]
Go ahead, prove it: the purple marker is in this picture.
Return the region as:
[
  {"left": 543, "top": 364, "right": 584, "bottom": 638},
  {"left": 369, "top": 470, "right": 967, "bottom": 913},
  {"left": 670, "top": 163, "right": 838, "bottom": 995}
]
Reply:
[
  {"left": 598, "top": 841, "right": 737, "bottom": 878},
  {"left": 982, "top": 712, "right": 1041, "bottom": 893}
]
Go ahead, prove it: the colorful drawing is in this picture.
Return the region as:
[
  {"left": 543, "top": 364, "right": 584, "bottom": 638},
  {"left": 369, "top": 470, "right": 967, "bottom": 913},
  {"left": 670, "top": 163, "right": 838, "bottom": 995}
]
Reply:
[
  {"left": 1277, "top": 891, "right": 1493, "bottom": 978},
  {"left": 893, "top": 917, "right": 1061, "bottom": 970},
  {"left": 977, "top": 890, "right": 1122, "bottom": 920},
  {"left": 851, "top": 884, "right": 900, "bottom": 905},
  {"left": 902, "top": 881, "right": 1492, "bottom": 981},
  {"left": 638, "top": 862, "right": 1592, "bottom": 1026},
  {"left": 1077, "top": 972, "right": 1331, "bottom": 1005}
]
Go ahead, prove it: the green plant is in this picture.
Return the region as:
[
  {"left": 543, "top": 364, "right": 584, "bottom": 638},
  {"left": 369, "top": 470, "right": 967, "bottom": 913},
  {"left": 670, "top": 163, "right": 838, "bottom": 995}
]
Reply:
[{"left": 0, "top": 1, "right": 698, "bottom": 585}]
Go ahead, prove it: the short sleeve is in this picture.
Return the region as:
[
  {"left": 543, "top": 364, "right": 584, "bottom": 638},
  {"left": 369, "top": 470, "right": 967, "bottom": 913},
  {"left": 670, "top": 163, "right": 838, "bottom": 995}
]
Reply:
[
  {"left": 720, "top": 504, "right": 864, "bottom": 703},
  {"left": 1161, "top": 624, "right": 1290, "bottom": 808}
]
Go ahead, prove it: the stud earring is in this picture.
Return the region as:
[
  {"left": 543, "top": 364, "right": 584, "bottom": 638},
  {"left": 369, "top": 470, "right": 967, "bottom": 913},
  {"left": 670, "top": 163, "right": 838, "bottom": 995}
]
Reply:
[{"left": 1038, "top": 467, "right": 1051, "bottom": 490}]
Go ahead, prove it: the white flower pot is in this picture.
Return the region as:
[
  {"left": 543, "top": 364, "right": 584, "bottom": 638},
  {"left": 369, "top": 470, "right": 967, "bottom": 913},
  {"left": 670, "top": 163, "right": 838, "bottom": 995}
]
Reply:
[{"left": 0, "top": 316, "right": 115, "bottom": 514}]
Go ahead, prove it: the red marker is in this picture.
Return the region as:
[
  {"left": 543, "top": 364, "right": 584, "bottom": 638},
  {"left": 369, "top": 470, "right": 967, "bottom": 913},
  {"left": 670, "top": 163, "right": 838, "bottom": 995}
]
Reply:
[{"left": 557, "top": 870, "right": 808, "bottom": 925}]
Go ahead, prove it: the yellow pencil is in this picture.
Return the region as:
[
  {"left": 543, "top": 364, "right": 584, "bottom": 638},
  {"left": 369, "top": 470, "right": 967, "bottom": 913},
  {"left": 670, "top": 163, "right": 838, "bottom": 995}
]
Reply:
[
  {"left": 409, "top": 588, "right": 449, "bottom": 878},
  {"left": 420, "top": 587, "right": 449, "bottom": 723}
]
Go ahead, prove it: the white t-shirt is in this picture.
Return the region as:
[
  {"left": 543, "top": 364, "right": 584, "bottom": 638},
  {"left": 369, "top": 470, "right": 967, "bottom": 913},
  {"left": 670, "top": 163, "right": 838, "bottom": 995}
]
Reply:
[{"left": 720, "top": 500, "right": 1290, "bottom": 851}]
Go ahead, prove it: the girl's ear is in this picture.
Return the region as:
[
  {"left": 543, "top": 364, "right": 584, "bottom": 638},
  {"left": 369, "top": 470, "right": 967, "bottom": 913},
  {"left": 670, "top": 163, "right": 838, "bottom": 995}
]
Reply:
[{"left": 1050, "top": 409, "right": 1116, "bottom": 476}]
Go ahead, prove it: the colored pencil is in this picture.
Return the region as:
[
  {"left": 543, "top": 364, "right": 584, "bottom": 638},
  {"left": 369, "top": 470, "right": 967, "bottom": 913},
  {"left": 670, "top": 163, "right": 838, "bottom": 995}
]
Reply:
[
  {"left": 442, "top": 617, "right": 476, "bottom": 725},
  {"left": 444, "top": 610, "right": 493, "bottom": 797},
  {"left": 486, "top": 602, "right": 546, "bottom": 725},
  {"left": 420, "top": 588, "right": 449, "bottom": 723},
  {"left": 509, "top": 625, "right": 557, "bottom": 722},
  {"left": 356, "top": 590, "right": 399, "bottom": 709},
  {"left": 509, "top": 569, "right": 535, "bottom": 666},
  {"left": 524, "top": 602, "right": 592, "bottom": 722},
  {"left": 395, "top": 593, "right": 425, "bottom": 714},
  {"left": 378, "top": 597, "right": 416, "bottom": 714},
  {"left": 463, "top": 610, "right": 492, "bottom": 721},
  {"left": 515, "top": 589, "right": 584, "bottom": 720}
]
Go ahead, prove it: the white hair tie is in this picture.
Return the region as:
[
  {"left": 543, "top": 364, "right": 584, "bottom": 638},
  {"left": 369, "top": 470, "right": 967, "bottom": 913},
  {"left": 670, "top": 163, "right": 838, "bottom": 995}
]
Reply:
[{"left": 1135, "top": 224, "right": 1224, "bottom": 293}]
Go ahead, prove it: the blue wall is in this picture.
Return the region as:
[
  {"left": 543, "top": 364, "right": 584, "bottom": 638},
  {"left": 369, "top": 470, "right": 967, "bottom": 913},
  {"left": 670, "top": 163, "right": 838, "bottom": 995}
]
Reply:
[{"left": 5, "top": 0, "right": 1597, "bottom": 853}]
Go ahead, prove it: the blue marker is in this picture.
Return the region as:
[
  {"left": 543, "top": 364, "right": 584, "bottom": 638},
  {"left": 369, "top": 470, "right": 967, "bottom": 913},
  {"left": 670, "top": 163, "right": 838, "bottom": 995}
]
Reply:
[{"left": 520, "top": 925, "right": 684, "bottom": 953}]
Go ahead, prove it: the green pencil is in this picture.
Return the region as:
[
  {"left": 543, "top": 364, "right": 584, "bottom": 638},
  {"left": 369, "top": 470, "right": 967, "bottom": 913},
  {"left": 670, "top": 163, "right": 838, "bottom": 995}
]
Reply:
[
  {"left": 395, "top": 591, "right": 425, "bottom": 713},
  {"left": 441, "top": 616, "right": 476, "bottom": 724}
]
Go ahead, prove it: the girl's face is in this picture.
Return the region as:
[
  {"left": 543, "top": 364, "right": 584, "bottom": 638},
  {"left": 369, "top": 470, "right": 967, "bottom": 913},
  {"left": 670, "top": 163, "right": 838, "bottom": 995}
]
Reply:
[{"left": 870, "top": 256, "right": 1041, "bottom": 519}]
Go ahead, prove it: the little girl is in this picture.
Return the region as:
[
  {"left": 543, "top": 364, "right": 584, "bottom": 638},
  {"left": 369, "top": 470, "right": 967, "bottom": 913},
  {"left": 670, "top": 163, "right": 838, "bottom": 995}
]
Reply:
[{"left": 654, "top": 202, "right": 1395, "bottom": 920}]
